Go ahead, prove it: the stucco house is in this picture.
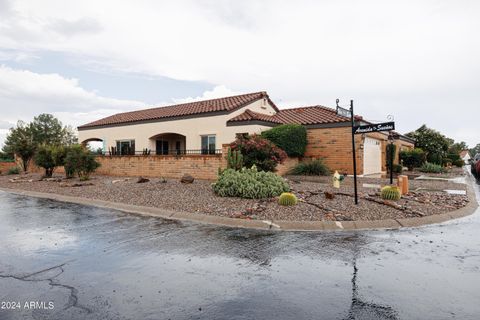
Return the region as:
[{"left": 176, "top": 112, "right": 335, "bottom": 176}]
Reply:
[
  {"left": 78, "top": 91, "right": 414, "bottom": 176},
  {"left": 460, "top": 150, "right": 471, "bottom": 164}
]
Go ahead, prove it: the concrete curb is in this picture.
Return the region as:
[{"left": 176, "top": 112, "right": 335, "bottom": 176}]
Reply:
[{"left": 0, "top": 178, "right": 477, "bottom": 232}]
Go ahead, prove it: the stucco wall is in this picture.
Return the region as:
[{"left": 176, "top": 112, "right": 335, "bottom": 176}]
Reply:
[{"left": 78, "top": 99, "right": 276, "bottom": 152}]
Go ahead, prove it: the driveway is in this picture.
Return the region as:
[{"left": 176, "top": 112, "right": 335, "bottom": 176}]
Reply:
[{"left": 0, "top": 179, "right": 479, "bottom": 320}]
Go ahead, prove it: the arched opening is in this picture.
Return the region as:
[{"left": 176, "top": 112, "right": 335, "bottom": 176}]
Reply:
[
  {"left": 149, "top": 133, "right": 186, "bottom": 155},
  {"left": 81, "top": 138, "right": 104, "bottom": 155}
]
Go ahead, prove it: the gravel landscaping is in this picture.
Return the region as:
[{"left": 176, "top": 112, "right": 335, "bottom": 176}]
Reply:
[{"left": 0, "top": 172, "right": 470, "bottom": 222}]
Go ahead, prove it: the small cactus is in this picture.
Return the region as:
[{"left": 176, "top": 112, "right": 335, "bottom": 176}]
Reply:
[
  {"left": 380, "top": 186, "right": 401, "bottom": 201},
  {"left": 227, "top": 148, "right": 243, "bottom": 170},
  {"left": 278, "top": 192, "right": 298, "bottom": 206}
]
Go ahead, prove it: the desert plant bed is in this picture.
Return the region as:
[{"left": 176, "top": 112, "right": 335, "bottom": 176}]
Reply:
[{"left": 0, "top": 173, "right": 470, "bottom": 222}]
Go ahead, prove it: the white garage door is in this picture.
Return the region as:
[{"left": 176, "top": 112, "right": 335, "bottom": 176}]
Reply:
[{"left": 363, "top": 137, "right": 382, "bottom": 175}]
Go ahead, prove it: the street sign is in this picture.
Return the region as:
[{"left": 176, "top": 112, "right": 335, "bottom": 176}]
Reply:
[
  {"left": 336, "top": 106, "right": 351, "bottom": 118},
  {"left": 353, "top": 121, "right": 395, "bottom": 134}
]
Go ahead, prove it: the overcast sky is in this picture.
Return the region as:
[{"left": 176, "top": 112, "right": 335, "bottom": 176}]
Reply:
[{"left": 0, "top": 0, "right": 478, "bottom": 147}]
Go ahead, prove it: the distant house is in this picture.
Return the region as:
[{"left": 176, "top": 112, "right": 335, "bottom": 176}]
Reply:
[
  {"left": 460, "top": 150, "right": 471, "bottom": 164},
  {"left": 78, "top": 91, "right": 414, "bottom": 175}
]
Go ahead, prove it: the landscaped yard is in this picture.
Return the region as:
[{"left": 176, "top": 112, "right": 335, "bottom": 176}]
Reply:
[{"left": 0, "top": 171, "right": 469, "bottom": 222}]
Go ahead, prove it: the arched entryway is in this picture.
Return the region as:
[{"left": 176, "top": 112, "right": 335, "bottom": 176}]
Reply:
[
  {"left": 81, "top": 138, "right": 104, "bottom": 155},
  {"left": 149, "top": 133, "right": 186, "bottom": 155}
]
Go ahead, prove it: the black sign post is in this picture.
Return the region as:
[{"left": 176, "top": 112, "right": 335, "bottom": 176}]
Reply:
[
  {"left": 388, "top": 132, "right": 400, "bottom": 184},
  {"left": 337, "top": 101, "right": 396, "bottom": 205},
  {"left": 350, "top": 100, "right": 359, "bottom": 205}
]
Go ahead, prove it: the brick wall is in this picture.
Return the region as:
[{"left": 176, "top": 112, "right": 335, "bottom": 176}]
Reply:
[
  {"left": 305, "top": 127, "right": 365, "bottom": 175},
  {"left": 0, "top": 161, "right": 16, "bottom": 173},
  {"left": 17, "top": 144, "right": 297, "bottom": 180},
  {"left": 94, "top": 154, "right": 224, "bottom": 180}
]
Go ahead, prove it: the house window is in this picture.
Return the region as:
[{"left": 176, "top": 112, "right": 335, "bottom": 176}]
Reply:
[
  {"left": 235, "top": 133, "right": 249, "bottom": 139},
  {"left": 201, "top": 135, "right": 216, "bottom": 154},
  {"left": 116, "top": 140, "right": 135, "bottom": 155}
]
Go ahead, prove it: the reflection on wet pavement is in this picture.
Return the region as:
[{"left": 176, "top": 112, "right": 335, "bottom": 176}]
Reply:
[{"left": 0, "top": 178, "right": 479, "bottom": 320}]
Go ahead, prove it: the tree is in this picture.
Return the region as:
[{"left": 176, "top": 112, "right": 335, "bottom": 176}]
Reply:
[
  {"left": 2, "top": 121, "right": 36, "bottom": 172},
  {"left": 470, "top": 144, "right": 480, "bottom": 157},
  {"left": 406, "top": 125, "right": 450, "bottom": 164},
  {"left": 30, "top": 114, "right": 78, "bottom": 146},
  {"left": 34, "top": 145, "right": 66, "bottom": 177},
  {"left": 449, "top": 141, "right": 468, "bottom": 154}
]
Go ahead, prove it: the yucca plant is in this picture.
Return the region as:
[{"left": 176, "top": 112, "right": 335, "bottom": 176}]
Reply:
[
  {"left": 380, "top": 186, "right": 401, "bottom": 201},
  {"left": 278, "top": 192, "right": 298, "bottom": 206}
]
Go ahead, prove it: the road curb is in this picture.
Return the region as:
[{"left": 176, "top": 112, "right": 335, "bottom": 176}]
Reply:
[{"left": 0, "top": 178, "right": 477, "bottom": 232}]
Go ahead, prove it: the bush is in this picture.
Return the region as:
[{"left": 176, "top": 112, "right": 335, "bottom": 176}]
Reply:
[
  {"left": 290, "top": 159, "right": 330, "bottom": 176},
  {"left": 420, "top": 162, "right": 444, "bottom": 173},
  {"left": 34, "top": 145, "right": 66, "bottom": 177},
  {"left": 391, "top": 164, "right": 403, "bottom": 174},
  {"left": 212, "top": 167, "right": 290, "bottom": 199},
  {"left": 64, "top": 145, "right": 100, "bottom": 181},
  {"left": 278, "top": 192, "right": 298, "bottom": 206},
  {"left": 427, "top": 152, "right": 443, "bottom": 165},
  {"left": 7, "top": 166, "right": 20, "bottom": 175},
  {"left": 447, "top": 153, "right": 461, "bottom": 162},
  {"left": 261, "top": 124, "right": 307, "bottom": 157},
  {"left": 230, "top": 134, "right": 287, "bottom": 172},
  {"left": 442, "top": 158, "right": 452, "bottom": 167},
  {"left": 453, "top": 159, "right": 464, "bottom": 167},
  {"left": 399, "top": 148, "right": 426, "bottom": 170}
]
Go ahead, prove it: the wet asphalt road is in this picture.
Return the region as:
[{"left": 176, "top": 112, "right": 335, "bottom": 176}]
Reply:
[{"left": 0, "top": 180, "right": 479, "bottom": 320}]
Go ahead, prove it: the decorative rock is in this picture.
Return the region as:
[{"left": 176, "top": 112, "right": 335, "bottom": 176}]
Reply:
[
  {"left": 180, "top": 174, "right": 194, "bottom": 183},
  {"left": 324, "top": 191, "right": 335, "bottom": 200},
  {"left": 137, "top": 177, "right": 150, "bottom": 183}
]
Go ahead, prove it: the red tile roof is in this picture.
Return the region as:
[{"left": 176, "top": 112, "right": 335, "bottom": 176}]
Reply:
[
  {"left": 227, "top": 109, "right": 284, "bottom": 124},
  {"left": 78, "top": 91, "right": 277, "bottom": 129},
  {"left": 228, "top": 105, "right": 359, "bottom": 126}
]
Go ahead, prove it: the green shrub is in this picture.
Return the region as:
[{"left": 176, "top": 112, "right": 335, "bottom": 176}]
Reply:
[
  {"left": 7, "top": 166, "right": 20, "bottom": 175},
  {"left": 212, "top": 167, "right": 290, "bottom": 199},
  {"left": 34, "top": 145, "right": 67, "bottom": 177},
  {"left": 230, "top": 134, "right": 287, "bottom": 172},
  {"left": 399, "top": 148, "right": 426, "bottom": 170},
  {"left": 65, "top": 145, "right": 100, "bottom": 181},
  {"left": 442, "top": 158, "right": 452, "bottom": 166},
  {"left": 261, "top": 124, "right": 307, "bottom": 157},
  {"left": 278, "top": 192, "right": 298, "bottom": 206},
  {"left": 380, "top": 186, "right": 401, "bottom": 201},
  {"left": 290, "top": 159, "right": 330, "bottom": 176},
  {"left": 226, "top": 148, "right": 243, "bottom": 170},
  {"left": 391, "top": 164, "right": 403, "bottom": 174},
  {"left": 427, "top": 152, "right": 443, "bottom": 165},
  {"left": 420, "top": 162, "right": 444, "bottom": 173},
  {"left": 447, "top": 153, "right": 461, "bottom": 162},
  {"left": 453, "top": 159, "right": 464, "bottom": 167}
]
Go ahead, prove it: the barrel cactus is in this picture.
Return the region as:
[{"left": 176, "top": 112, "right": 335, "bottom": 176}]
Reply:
[
  {"left": 278, "top": 192, "right": 298, "bottom": 206},
  {"left": 380, "top": 186, "right": 401, "bottom": 201}
]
